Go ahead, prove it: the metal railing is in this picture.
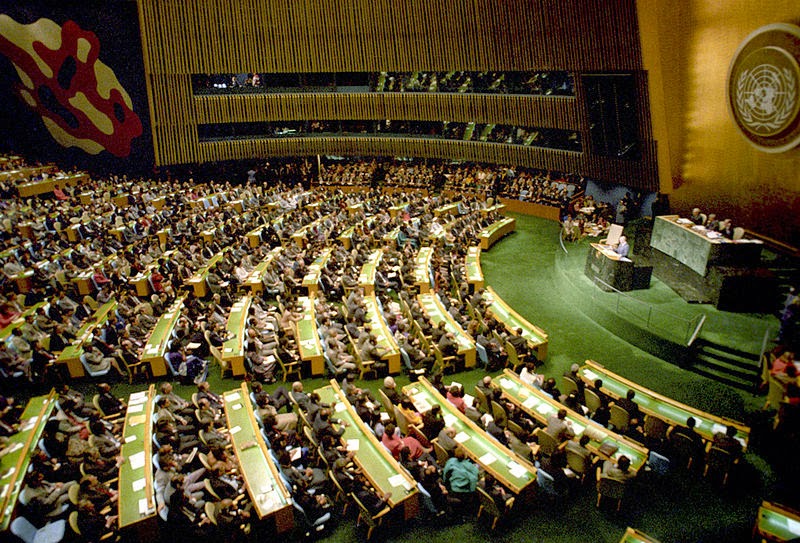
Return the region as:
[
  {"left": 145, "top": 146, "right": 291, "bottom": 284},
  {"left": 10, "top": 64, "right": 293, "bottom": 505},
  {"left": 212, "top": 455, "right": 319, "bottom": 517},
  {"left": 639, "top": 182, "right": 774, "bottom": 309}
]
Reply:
[{"left": 590, "top": 276, "right": 706, "bottom": 346}]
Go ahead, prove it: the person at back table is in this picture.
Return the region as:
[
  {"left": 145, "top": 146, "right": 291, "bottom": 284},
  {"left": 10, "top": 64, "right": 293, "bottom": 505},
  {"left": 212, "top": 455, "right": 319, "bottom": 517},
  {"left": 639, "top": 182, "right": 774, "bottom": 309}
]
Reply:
[
  {"left": 601, "top": 455, "right": 635, "bottom": 483},
  {"left": 614, "top": 236, "right": 629, "bottom": 258},
  {"left": 689, "top": 208, "right": 704, "bottom": 225},
  {"left": 712, "top": 425, "right": 743, "bottom": 459}
]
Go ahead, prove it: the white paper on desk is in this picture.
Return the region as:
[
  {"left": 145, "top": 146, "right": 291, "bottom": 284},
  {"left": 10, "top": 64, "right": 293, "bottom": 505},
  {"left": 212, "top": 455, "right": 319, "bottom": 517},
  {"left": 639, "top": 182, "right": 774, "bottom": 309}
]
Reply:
[
  {"left": 508, "top": 461, "right": 528, "bottom": 479},
  {"left": 6, "top": 442, "right": 22, "bottom": 454},
  {"left": 711, "top": 423, "right": 727, "bottom": 435},
  {"left": 522, "top": 397, "right": 536, "bottom": 410},
  {"left": 2, "top": 467, "right": 15, "bottom": 480},
  {"left": 414, "top": 398, "right": 432, "bottom": 414},
  {"left": 346, "top": 439, "right": 360, "bottom": 451},
  {"left": 224, "top": 347, "right": 234, "bottom": 353},
  {"left": 226, "top": 392, "right": 241, "bottom": 402},
  {"left": 129, "top": 391, "right": 148, "bottom": 402},
  {"left": 132, "top": 478, "right": 146, "bottom": 492},
  {"left": 479, "top": 452, "right": 497, "bottom": 465},
  {"left": 124, "top": 435, "right": 136, "bottom": 444},
  {"left": 499, "top": 378, "right": 513, "bottom": 389},
  {"left": 334, "top": 402, "right": 347, "bottom": 413},
  {"left": 536, "top": 403, "right": 551, "bottom": 416},
  {"left": 583, "top": 370, "right": 598, "bottom": 381},
  {"left": 129, "top": 395, "right": 147, "bottom": 406},
  {"left": 0, "top": 484, "right": 8, "bottom": 498},
  {"left": 138, "top": 498, "right": 148, "bottom": 515},
  {"left": 380, "top": 411, "right": 390, "bottom": 422},
  {"left": 129, "top": 451, "right": 145, "bottom": 470},
  {"left": 231, "top": 403, "right": 242, "bottom": 411},
  {"left": 365, "top": 401, "right": 376, "bottom": 410},
  {"left": 127, "top": 403, "right": 144, "bottom": 414},
  {"left": 387, "top": 474, "right": 406, "bottom": 487},
  {"left": 229, "top": 425, "right": 242, "bottom": 435},
  {"left": 443, "top": 413, "right": 457, "bottom": 427},
  {"left": 463, "top": 393, "right": 475, "bottom": 408},
  {"left": 454, "top": 431, "right": 470, "bottom": 443},
  {"left": 786, "top": 519, "right": 800, "bottom": 535},
  {"left": 571, "top": 423, "right": 585, "bottom": 436}
]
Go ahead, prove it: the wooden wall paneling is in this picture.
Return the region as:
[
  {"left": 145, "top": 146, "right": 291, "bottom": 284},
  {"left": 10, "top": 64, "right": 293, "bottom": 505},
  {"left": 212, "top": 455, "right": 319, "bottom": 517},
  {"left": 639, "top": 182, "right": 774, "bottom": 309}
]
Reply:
[{"left": 191, "top": 94, "right": 580, "bottom": 129}]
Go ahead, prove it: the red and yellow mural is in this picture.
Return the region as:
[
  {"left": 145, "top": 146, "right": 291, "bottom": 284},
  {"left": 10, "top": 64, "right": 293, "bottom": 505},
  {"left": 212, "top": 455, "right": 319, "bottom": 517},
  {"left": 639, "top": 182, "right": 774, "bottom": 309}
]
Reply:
[{"left": 0, "top": 15, "right": 142, "bottom": 158}]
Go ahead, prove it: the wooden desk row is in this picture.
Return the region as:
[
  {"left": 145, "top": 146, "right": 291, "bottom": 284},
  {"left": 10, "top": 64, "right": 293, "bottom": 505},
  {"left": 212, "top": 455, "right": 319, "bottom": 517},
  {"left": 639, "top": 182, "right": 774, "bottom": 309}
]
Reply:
[
  {"left": 140, "top": 297, "right": 186, "bottom": 378},
  {"left": 484, "top": 287, "right": 549, "bottom": 361},
  {"left": 315, "top": 380, "right": 420, "bottom": 518},
  {"left": 223, "top": 384, "right": 294, "bottom": 531},
  {"left": 222, "top": 296, "right": 253, "bottom": 377},
  {"left": 302, "top": 248, "right": 332, "bottom": 296},
  {"left": 497, "top": 370, "right": 649, "bottom": 475},
  {"left": 118, "top": 386, "right": 157, "bottom": 534},
  {"left": 57, "top": 300, "right": 118, "bottom": 379},
  {"left": 465, "top": 246, "right": 484, "bottom": 290},
  {"left": 578, "top": 360, "right": 750, "bottom": 450},
  {"left": 0, "top": 390, "right": 56, "bottom": 531},
  {"left": 295, "top": 296, "right": 325, "bottom": 377},
  {"left": 479, "top": 217, "right": 516, "bottom": 250},
  {"left": 403, "top": 377, "right": 537, "bottom": 496},
  {"left": 243, "top": 247, "right": 282, "bottom": 293},
  {"left": 418, "top": 292, "right": 476, "bottom": 368}
]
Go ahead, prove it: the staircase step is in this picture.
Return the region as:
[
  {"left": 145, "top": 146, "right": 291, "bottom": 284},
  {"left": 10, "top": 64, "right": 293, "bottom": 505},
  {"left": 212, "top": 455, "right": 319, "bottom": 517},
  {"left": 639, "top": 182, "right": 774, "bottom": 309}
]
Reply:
[
  {"left": 688, "top": 365, "right": 757, "bottom": 392},
  {"left": 693, "top": 354, "right": 760, "bottom": 381},
  {"left": 694, "top": 343, "right": 760, "bottom": 370}
]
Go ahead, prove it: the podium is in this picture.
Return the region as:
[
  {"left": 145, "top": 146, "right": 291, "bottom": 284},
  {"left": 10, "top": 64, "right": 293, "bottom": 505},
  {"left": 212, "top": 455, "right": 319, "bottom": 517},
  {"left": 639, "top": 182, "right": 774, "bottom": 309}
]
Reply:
[{"left": 584, "top": 243, "right": 653, "bottom": 292}]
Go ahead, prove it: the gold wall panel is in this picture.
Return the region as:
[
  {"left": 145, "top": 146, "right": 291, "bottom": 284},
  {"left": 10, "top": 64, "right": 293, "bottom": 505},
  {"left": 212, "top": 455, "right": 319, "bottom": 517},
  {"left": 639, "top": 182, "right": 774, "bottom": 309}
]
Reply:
[
  {"left": 138, "top": 0, "right": 659, "bottom": 192},
  {"left": 639, "top": 1, "right": 800, "bottom": 244},
  {"left": 193, "top": 94, "right": 579, "bottom": 129}
]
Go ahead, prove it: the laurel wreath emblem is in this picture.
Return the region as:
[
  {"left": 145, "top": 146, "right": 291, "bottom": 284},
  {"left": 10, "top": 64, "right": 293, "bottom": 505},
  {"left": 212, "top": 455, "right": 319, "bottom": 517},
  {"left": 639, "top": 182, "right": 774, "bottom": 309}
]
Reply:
[{"left": 735, "top": 66, "right": 797, "bottom": 132}]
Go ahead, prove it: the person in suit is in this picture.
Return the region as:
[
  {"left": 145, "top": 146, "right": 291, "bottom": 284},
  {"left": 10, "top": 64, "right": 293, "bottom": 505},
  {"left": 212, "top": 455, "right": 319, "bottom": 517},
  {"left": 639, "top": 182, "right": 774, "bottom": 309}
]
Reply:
[
  {"left": 601, "top": 455, "right": 635, "bottom": 483},
  {"left": 712, "top": 425, "right": 743, "bottom": 459},
  {"left": 670, "top": 416, "right": 704, "bottom": 459},
  {"left": 546, "top": 408, "right": 575, "bottom": 442},
  {"left": 615, "top": 235, "right": 629, "bottom": 258}
]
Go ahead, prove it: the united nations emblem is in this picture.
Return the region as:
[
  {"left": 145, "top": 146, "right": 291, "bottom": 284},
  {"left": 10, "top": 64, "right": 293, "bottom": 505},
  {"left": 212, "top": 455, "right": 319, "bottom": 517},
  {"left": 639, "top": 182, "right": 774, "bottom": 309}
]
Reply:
[{"left": 727, "top": 23, "right": 800, "bottom": 153}]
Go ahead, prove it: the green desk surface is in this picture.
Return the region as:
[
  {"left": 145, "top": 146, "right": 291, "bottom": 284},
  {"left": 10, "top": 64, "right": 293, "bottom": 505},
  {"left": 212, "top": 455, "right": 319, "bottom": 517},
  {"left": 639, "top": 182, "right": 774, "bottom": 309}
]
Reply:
[
  {"left": 244, "top": 247, "right": 282, "bottom": 287},
  {"left": 497, "top": 370, "right": 648, "bottom": 474},
  {"left": 363, "top": 294, "right": 400, "bottom": 357},
  {"left": 435, "top": 203, "right": 459, "bottom": 215},
  {"left": 483, "top": 204, "right": 506, "bottom": 214},
  {"left": 479, "top": 217, "right": 515, "bottom": 239},
  {"left": 484, "top": 287, "right": 548, "bottom": 347},
  {"left": 223, "top": 385, "right": 292, "bottom": 519},
  {"left": 142, "top": 297, "right": 185, "bottom": 360},
  {"left": 119, "top": 386, "right": 156, "bottom": 528},
  {"left": 315, "top": 382, "right": 417, "bottom": 507},
  {"left": 384, "top": 227, "right": 400, "bottom": 242},
  {"left": 223, "top": 296, "right": 252, "bottom": 359},
  {"left": 0, "top": 391, "right": 56, "bottom": 531},
  {"left": 358, "top": 250, "right": 382, "bottom": 286},
  {"left": 758, "top": 502, "right": 800, "bottom": 541},
  {"left": 296, "top": 297, "right": 323, "bottom": 360},
  {"left": 58, "top": 300, "right": 117, "bottom": 362},
  {"left": 302, "top": 248, "right": 332, "bottom": 287},
  {"left": 414, "top": 247, "right": 433, "bottom": 285},
  {"left": 619, "top": 527, "right": 662, "bottom": 543},
  {"left": 187, "top": 251, "right": 223, "bottom": 284},
  {"left": 579, "top": 360, "right": 750, "bottom": 449},
  {"left": 403, "top": 377, "right": 536, "bottom": 494},
  {"left": 465, "top": 246, "right": 483, "bottom": 283},
  {"left": 418, "top": 293, "right": 475, "bottom": 354}
]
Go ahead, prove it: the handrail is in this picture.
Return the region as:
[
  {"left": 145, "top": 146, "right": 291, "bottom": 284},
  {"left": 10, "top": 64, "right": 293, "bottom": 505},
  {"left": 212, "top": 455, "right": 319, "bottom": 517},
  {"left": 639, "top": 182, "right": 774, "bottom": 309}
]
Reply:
[
  {"left": 687, "top": 314, "right": 706, "bottom": 347},
  {"left": 591, "top": 276, "right": 705, "bottom": 345},
  {"left": 743, "top": 228, "right": 799, "bottom": 258}
]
